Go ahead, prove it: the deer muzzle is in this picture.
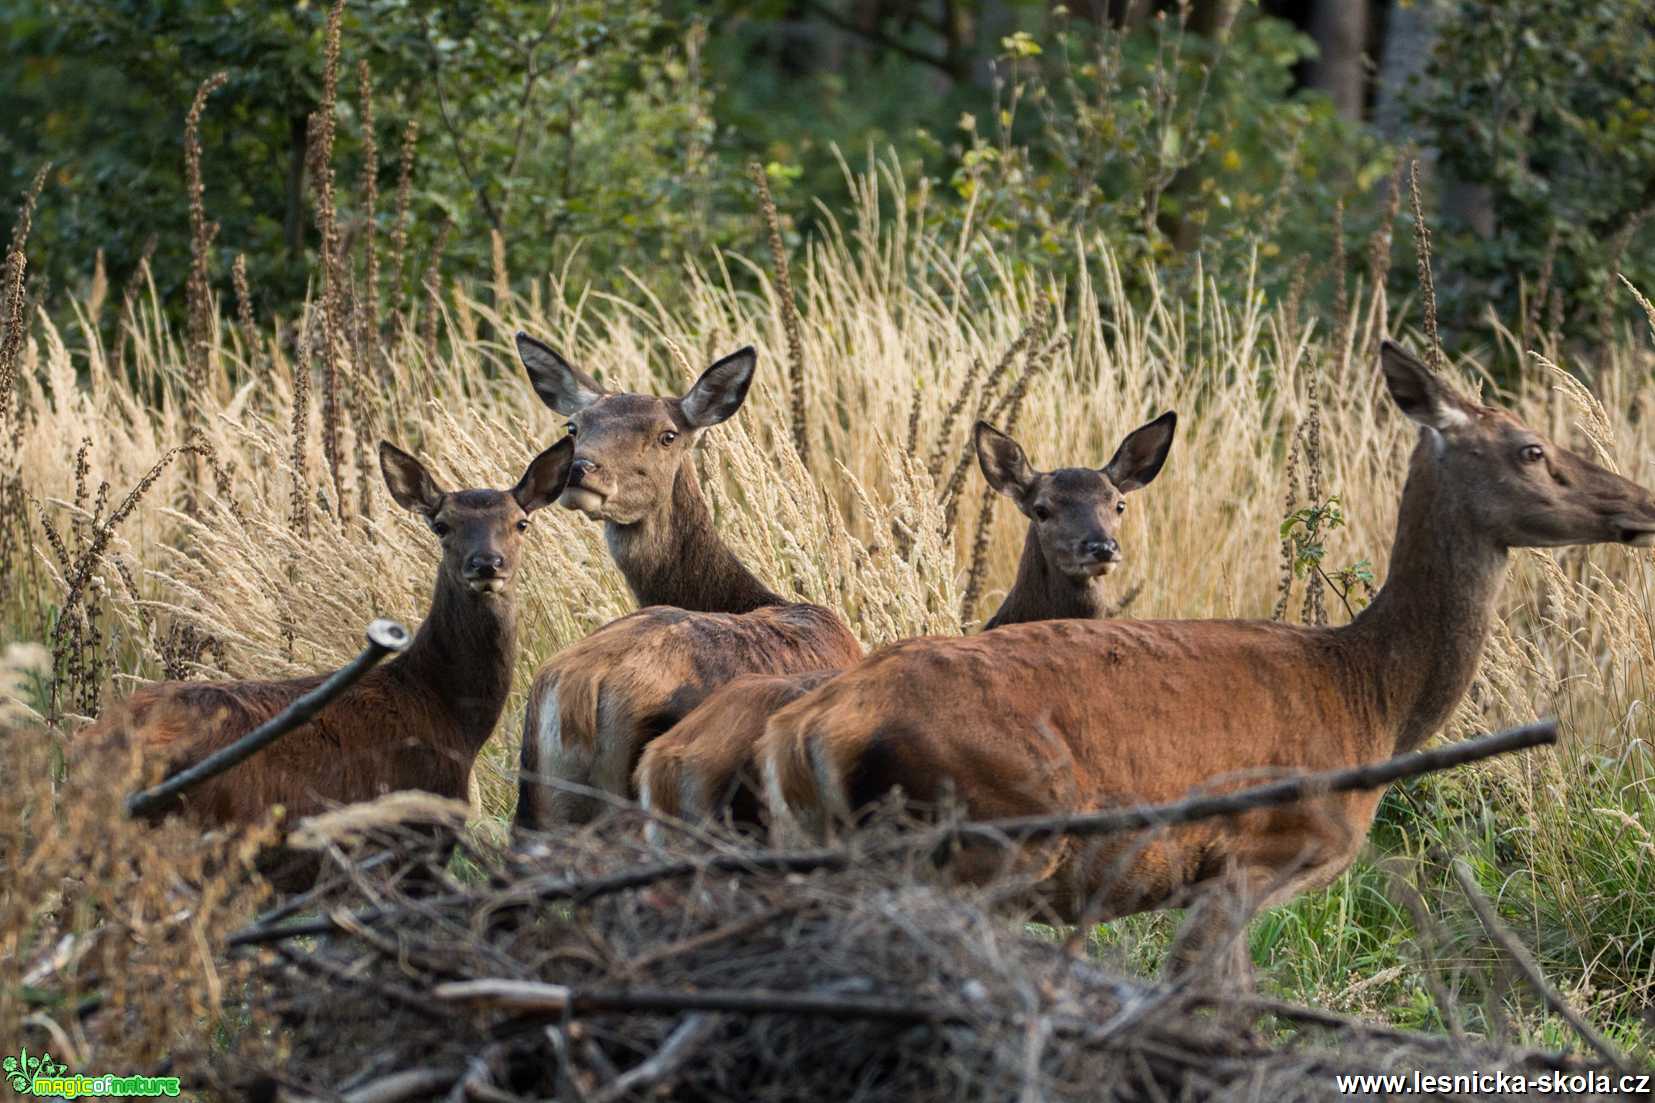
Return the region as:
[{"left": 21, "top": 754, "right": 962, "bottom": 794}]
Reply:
[
  {"left": 1612, "top": 514, "right": 1655, "bottom": 547},
  {"left": 560, "top": 485, "right": 608, "bottom": 516}
]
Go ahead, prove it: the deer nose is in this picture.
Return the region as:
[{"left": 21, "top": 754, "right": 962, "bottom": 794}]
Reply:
[
  {"left": 1082, "top": 538, "right": 1119, "bottom": 562},
  {"left": 571, "top": 458, "right": 600, "bottom": 482},
  {"left": 466, "top": 553, "right": 506, "bottom": 578}
]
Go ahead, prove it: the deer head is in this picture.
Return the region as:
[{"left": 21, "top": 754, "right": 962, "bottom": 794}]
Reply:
[
  {"left": 514, "top": 333, "right": 755, "bottom": 525},
  {"left": 1380, "top": 341, "right": 1655, "bottom": 549},
  {"left": 975, "top": 411, "right": 1177, "bottom": 580},
  {"left": 379, "top": 437, "right": 574, "bottom": 598}
]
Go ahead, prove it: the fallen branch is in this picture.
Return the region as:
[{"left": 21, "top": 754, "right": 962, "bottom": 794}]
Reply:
[
  {"left": 343, "top": 1068, "right": 459, "bottom": 1103},
  {"left": 229, "top": 849, "right": 847, "bottom": 946},
  {"left": 1451, "top": 858, "right": 1632, "bottom": 1076},
  {"left": 240, "top": 721, "right": 1628, "bottom": 1103},
  {"left": 620, "top": 903, "right": 806, "bottom": 978},
  {"left": 229, "top": 721, "right": 1555, "bottom": 947},
  {"left": 587, "top": 1014, "right": 719, "bottom": 1103},
  {"left": 126, "top": 619, "right": 410, "bottom": 818},
  {"left": 435, "top": 980, "right": 966, "bottom": 1025}
]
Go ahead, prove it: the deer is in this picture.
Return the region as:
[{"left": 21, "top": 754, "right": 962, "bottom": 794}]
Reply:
[
  {"left": 754, "top": 341, "right": 1655, "bottom": 988},
  {"left": 633, "top": 412, "right": 1178, "bottom": 840},
  {"left": 82, "top": 438, "right": 573, "bottom": 886},
  {"left": 511, "top": 333, "right": 863, "bottom": 828}
]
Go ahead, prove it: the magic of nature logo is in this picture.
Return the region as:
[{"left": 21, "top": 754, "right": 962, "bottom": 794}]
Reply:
[{"left": 4, "top": 1049, "right": 181, "bottom": 1099}]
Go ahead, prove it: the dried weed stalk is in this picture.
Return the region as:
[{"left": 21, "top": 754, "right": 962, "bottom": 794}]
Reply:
[
  {"left": 960, "top": 334, "right": 1064, "bottom": 623},
  {"left": 0, "top": 249, "right": 26, "bottom": 434},
  {"left": 421, "top": 217, "right": 451, "bottom": 366},
  {"left": 231, "top": 253, "right": 258, "bottom": 365},
  {"left": 388, "top": 119, "right": 419, "bottom": 315},
  {"left": 355, "top": 59, "right": 381, "bottom": 358},
  {"left": 750, "top": 161, "right": 810, "bottom": 464},
  {"left": 1408, "top": 160, "right": 1442, "bottom": 371},
  {"left": 183, "top": 72, "right": 228, "bottom": 399},
  {"left": 310, "top": 0, "right": 348, "bottom": 522},
  {"left": 110, "top": 235, "right": 157, "bottom": 375},
  {"left": 939, "top": 305, "right": 1053, "bottom": 533},
  {"left": 1363, "top": 153, "right": 1406, "bottom": 354}
]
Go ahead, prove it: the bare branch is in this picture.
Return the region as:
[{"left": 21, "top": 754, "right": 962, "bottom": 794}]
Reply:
[
  {"left": 125, "top": 619, "right": 411, "bottom": 818},
  {"left": 588, "top": 1014, "right": 719, "bottom": 1103},
  {"left": 800, "top": 0, "right": 957, "bottom": 77},
  {"left": 231, "top": 722, "right": 1555, "bottom": 948},
  {"left": 1451, "top": 858, "right": 1632, "bottom": 1075}
]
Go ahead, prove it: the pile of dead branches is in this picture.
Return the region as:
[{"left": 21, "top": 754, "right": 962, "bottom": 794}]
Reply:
[{"left": 224, "top": 786, "right": 1641, "bottom": 1103}]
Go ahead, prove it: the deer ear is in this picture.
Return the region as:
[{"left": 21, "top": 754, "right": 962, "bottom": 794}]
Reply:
[
  {"left": 1380, "top": 340, "right": 1470, "bottom": 431},
  {"left": 1104, "top": 411, "right": 1177, "bottom": 493},
  {"left": 379, "top": 441, "right": 445, "bottom": 516},
  {"left": 679, "top": 347, "right": 756, "bottom": 428},
  {"left": 515, "top": 331, "right": 604, "bottom": 415},
  {"left": 512, "top": 437, "right": 574, "bottom": 514},
  {"left": 975, "top": 421, "right": 1037, "bottom": 498}
]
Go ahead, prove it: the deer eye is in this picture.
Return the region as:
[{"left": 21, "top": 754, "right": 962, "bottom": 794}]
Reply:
[
  {"left": 1116, "top": 500, "right": 1126, "bottom": 514},
  {"left": 1520, "top": 444, "right": 1544, "bottom": 464},
  {"left": 659, "top": 430, "right": 679, "bottom": 447},
  {"left": 1033, "top": 505, "right": 1050, "bottom": 522},
  {"left": 565, "top": 421, "right": 577, "bottom": 437},
  {"left": 516, "top": 519, "right": 530, "bottom": 532},
  {"left": 430, "top": 519, "right": 450, "bottom": 536}
]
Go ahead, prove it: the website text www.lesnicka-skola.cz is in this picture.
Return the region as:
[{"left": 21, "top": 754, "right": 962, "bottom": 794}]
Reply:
[{"left": 1333, "top": 1070, "right": 1650, "bottom": 1096}]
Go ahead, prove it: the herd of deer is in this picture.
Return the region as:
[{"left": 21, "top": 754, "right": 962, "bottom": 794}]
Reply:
[{"left": 85, "top": 333, "right": 1655, "bottom": 986}]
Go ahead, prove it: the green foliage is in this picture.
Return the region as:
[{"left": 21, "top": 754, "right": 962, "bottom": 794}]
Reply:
[
  {"left": 1280, "top": 495, "right": 1375, "bottom": 617},
  {"left": 937, "top": 9, "right": 1390, "bottom": 296},
  {"left": 0, "top": 0, "right": 749, "bottom": 323},
  {"left": 358, "top": 3, "right": 750, "bottom": 283},
  {"left": 3, "top": 2, "right": 1398, "bottom": 328},
  {"left": 689, "top": 1, "right": 987, "bottom": 223},
  {"left": 1411, "top": 0, "right": 1655, "bottom": 341},
  {"left": 4, "top": 0, "right": 1652, "bottom": 358},
  {"left": 3, "top": 0, "right": 343, "bottom": 311}
]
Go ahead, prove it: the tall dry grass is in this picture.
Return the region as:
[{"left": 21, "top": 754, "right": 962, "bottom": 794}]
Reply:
[
  {"left": 1, "top": 646, "right": 275, "bottom": 1082},
  {"left": 4, "top": 158, "right": 1655, "bottom": 1038},
  {"left": 9, "top": 160, "right": 1655, "bottom": 779}
]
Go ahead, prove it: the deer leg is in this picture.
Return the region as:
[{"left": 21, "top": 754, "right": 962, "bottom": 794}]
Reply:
[
  {"left": 1164, "top": 866, "right": 1272, "bottom": 994},
  {"left": 527, "top": 684, "right": 603, "bottom": 825}
]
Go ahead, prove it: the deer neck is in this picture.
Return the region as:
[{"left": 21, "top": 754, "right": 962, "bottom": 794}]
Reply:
[
  {"left": 604, "top": 459, "right": 784, "bottom": 613},
  {"left": 984, "top": 526, "right": 1109, "bottom": 629},
  {"left": 394, "top": 574, "right": 518, "bottom": 749},
  {"left": 1341, "top": 431, "right": 1508, "bottom": 756}
]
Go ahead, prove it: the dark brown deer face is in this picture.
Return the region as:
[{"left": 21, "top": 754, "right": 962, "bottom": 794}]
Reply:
[
  {"left": 514, "top": 333, "right": 755, "bottom": 525},
  {"left": 1380, "top": 341, "right": 1655, "bottom": 549},
  {"left": 975, "top": 412, "right": 1177, "bottom": 580},
  {"left": 380, "top": 438, "right": 573, "bottom": 598}
]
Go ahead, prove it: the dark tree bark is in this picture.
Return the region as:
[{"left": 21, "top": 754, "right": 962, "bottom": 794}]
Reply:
[
  {"left": 802, "top": 0, "right": 965, "bottom": 82},
  {"left": 1309, "top": 0, "right": 1368, "bottom": 120},
  {"left": 1373, "top": 0, "right": 1431, "bottom": 137},
  {"left": 968, "top": 0, "right": 1015, "bottom": 86},
  {"left": 1374, "top": 0, "right": 1494, "bottom": 238},
  {"left": 1189, "top": 0, "right": 1242, "bottom": 41},
  {"left": 284, "top": 114, "right": 308, "bottom": 264},
  {"left": 1055, "top": 0, "right": 1152, "bottom": 26}
]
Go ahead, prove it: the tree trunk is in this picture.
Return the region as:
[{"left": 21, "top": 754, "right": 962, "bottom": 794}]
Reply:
[
  {"left": 1189, "top": 0, "right": 1241, "bottom": 42},
  {"left": 970, "top": 0, "right": 1016, "bottom": 87},
  {"left": 1309, "top": 0, "right": 1368, "bottom": 120},
  {"left": 1373, "top": 0, "right": 1432, "bottom": 138},
  {"left": 1374, "top": 0, "right": 1494, "bottom": 238},
  {"left": 285, "top": 114, "right": 308, "bottom": 264}
]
